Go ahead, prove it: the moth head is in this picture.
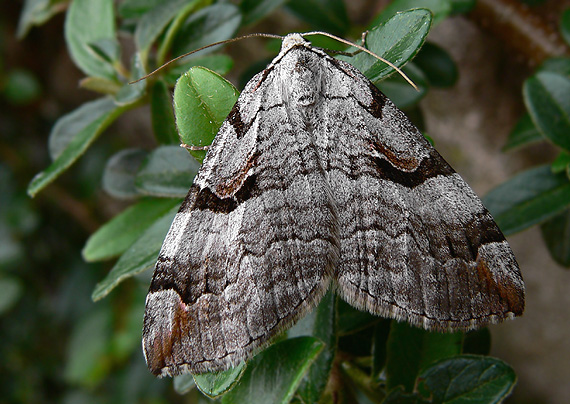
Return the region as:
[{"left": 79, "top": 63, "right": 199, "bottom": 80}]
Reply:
[{"left": 281, "top": 33, "right": 310, "bottom": 53}]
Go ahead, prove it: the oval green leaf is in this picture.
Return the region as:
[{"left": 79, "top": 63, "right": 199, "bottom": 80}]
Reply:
[
  {"left": 164, "top": 54, "right": 234, "bottom": 86},
  {"left": 288, "top": 291, "right": 337, "bottom": 404},
  {"left": 17, "top": 0, "right": 64, "bottom": 39},
  {"left": 540, "top": 209, "right": 570, "bottom": 267},
  {"left": 114, "top": 53, "right": 147, "bottom": 106},
  {"left": 538, "top": 57, "right": 570, "bottom": 76},
  {"left": 386, "top": 322, "right": 463, "bottom": 392},
  {"left": 135, "top": 0, "right": 201, "bottom": 54},
  {"left": 550, "top": 151, "right": 570, "bottom": 174},
  {"left": 193, "top": 363, "right": 247, "bottom": 398},
  {"left": 372, "top": 319, "right": 392, "bottom": 382},
  {"left": 343, "top": 9, "right": 432, "bottom": 83},
  {"left": 221, "top": 337, "right": 323, "bottom": 404},
  {"left": 171, "top": 3, "right": 241, "bottom": 57},
  {"left": 135, "top": 145, "right": 200, "bottom": 197},
  {"left": 371, "top": 0, "right": 451, "bottom": 27},
  {"left": 83, "top": 198, "right": 181, "bottom": 262},
  {"left": 173, "top": 66, "right": 239, "bottom": 162},
  {"left": 413, "top": 42, "right": 457, "bottom": 88},
  {"left": 64, "top": 0, "right": 117, "bottom": 79},
  {"left": 502, "top": 113, "right": 543, "bottom": 152},
  {"left": 337, "top": 299, "right": 380, "bottom": 335},
  {"left": 28, "top": 98, "right": 127, "bottom": 197},
  {"left": 524, "top": 71, "right": 570, "bottom": 152},
  {"left": 482, "top": 165, "right": 570, "bottom": 235},
  {"left": 92, "top": 203, "right": 180, "bottom": 301},
  {"left": 102, "top": 149, "right": 148, "bottom": 199},
  {"left": 64, "top": 306, "right": 112, "bottom": 385},
  {"left": 48, "top": 97, "right": 119, "bottom": 160},
  {"left": 418, "top": 355, "right": 516, "bottom": 403},
  {"left": 0, "top": 277, "right": 23, "bottom": 315},
  {"left": 118, "top": 0, "right": 164, "bottom": 19},
  {"left": 88, "top": 38, "right": 120, "bottom": 65},
  {"left": 449, "top": 0, "right": 476, "bottom": 14},
  {"left": 286, "top": 0, "right": 349, "bottom": 35},
  {"left": 240, "top": 0, "right": 287, "bottom": 26},
  {"left": 377, "top": 63, "right": 429, "bottom": 108},
  {"left": 151, "top": 80, "right": 179, "bottom": 145}
]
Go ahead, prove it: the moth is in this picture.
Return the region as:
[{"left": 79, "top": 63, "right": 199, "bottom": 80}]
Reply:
[{"left": 143, "top": 33, "right": 525, "bottom": 377}]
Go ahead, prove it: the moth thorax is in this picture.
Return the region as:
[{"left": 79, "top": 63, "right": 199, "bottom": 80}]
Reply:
[{"left": 280, "top": 52, "right": 323, "bottom": 108}]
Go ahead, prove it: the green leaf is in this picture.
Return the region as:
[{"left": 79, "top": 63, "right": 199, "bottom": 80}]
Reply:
[
  {"left": 64, "top": 0, "right": 117, "bottom": 79},
  {"left": 240, "top": 0, "right": 287, "bottom": 26},
  {"left": 221, "top": 337, "right": 323, "bottom": 404},
  {"left": 173, "top": 374, "right": 195, "bottom": 395},
  {"left": 164, "top": 54, "right": 234, "bottom": 85},
  {"left": 48, "top": 98, "right": 117, "bottom": 160},
  {"left": 538, "top": 57, "right": 570, "bottom": 76},
  {"left": 17, "top": 0, "right": 64, "bottom": 39},
  {"left": 449, "top": 0, "right": 476, "bottom": 14},
  {"left": 482, "top": 165, "right": 570, "bottom": 235},
  {"left": 92, "top": 204, "right": 180, "bottom": 300},
  {"left": 337, "top": 299, "right": 380, "bottom": 335},
  {"left": 151, "top": 80, "right": 179, "bottom": 145},
  {"left": 88, "top": 38, "right": 120, "bottom": 65},
  {"left": 377, "top": 63, "right": 429, "bottom": 108},
  {"left": 171, "top": 3, "right": 241, "bottom": 57},
  {"left": 0, "top": 277, "right": 23, "bottom": 314},
  {"left": 102, "top": 149, "right": 148, "bottom": 199},
  {"left": 114, "top": 53, "right": 147, "bottom": 106},
  {"left": 64, "top": 306, "right": 112, "bottom": 386},
  {"left": 288, "top": 291, "right": 337, "bottom": 404},
  {"left": 343, "top": 9, "right": 432, "bottom": 84},
  {"left": 503, "top": 113, "right": 544, "bottom": 152},
  {"left": 0, "top": 225, "right": 23, "bottom": 269},
  {"left": 83, "top": 198, "right": 181, "bottom": 262},
  {"left": 28, "top": 98, "right": 128, "bottom": 197},
  {"left": 193, "top": 363, "right": 247, "bottom": 398},
  {"left": 135, "top": 145, "right": 200, "bottom": 197},
  {"left": 561, "top": 8, "right": 570, "bottom": 47},
  {"left": 386, "top": 322, "right": 463, "bottom": 392},
  {"left": 524, "top": 71, "right": 570, "bottom": 152},
  {"left": 371, "top": 0, "right": 451, "bottom": 27},
  {"left": 2, "top": 69, "right": 42, "bottom": 105},
  {"left": 418, "top": 355, "right": 517, "bottom": 403},
  {"left": 78, "top": 76, "right": 122, "bottom": 95},
  {"left": 286, "top": 0, "right": 349, "bottom": 36},
  {"left": 108, "top": 289, "right": 146, "bottom": 360},
  {"left": 135, "top": 0, "right": 201, "bottom": 54},
  {"left": 413, "top": 42, "right": 457, "bottom": 87},
  {"left": 173, "top": 67, "right": 239, "bottom": 162},
  {"left": 551, "top": 151, "right": 570, "bottom": 174},
  {"left": 118, "top": 0, "right": 164, "bottom": 19},
  {"left": 540, "top": 209, "right": 570, "bottom": 267},
  {"left": 371, "top": 319, "right": 392, "bottom": 382}
]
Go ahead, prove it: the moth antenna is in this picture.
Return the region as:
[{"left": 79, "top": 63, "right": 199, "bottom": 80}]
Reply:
[
  {"left": 303, "top": 30, "right": 418, "bottom": 91},
  {"left": 130, "top": 33, "right": 284, "bottom": 84}
]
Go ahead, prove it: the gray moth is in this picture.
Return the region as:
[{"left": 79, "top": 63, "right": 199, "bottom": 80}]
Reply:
[{"left": 142, "top": 33, "right": 525, "bottom": 377}]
